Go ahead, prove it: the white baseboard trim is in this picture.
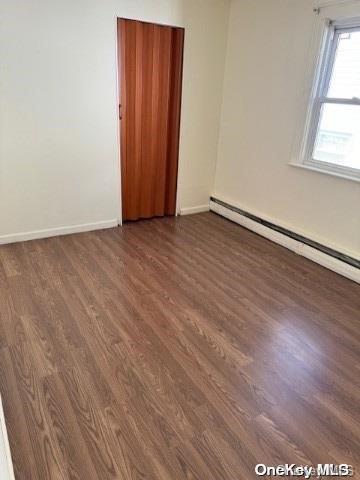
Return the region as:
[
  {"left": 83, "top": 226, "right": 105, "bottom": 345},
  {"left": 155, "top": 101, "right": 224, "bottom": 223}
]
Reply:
[
  {"left": 0, "top": 219, "right": 118, "bottom": 245},
  {"left": 0, "top": 396, "right": 15, "bottom": 480},
  {"left": 210, "top": 200, "right": 360, "bottom": 284},
  {"left": 179, "top": 204, "right": 210, "bottom": 215}
]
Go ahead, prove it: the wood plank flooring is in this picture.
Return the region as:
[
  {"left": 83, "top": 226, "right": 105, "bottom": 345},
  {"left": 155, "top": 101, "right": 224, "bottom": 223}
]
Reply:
[{"left": 0, "top": 212, "right": 359, "bottom": 479}]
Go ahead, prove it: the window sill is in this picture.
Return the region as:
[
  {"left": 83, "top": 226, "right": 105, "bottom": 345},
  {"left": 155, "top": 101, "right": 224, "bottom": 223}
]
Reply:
[{"left": 289, "top": 162, "right": 360, "bottom": 183}]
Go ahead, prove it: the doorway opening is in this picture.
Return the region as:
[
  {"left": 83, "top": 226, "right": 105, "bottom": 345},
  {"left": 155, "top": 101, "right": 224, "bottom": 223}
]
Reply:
[{"left": 117, "top": 18, "right": 185, "bottom": 222}]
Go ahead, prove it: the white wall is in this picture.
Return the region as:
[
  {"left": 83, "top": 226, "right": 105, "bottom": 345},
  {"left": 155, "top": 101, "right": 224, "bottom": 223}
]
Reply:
[
  {"left": 0, "top": 397, "right": 14, "bottom": 480},
  {"left": 214, "top": 0, "right": 360, "bottom": 259},
  {"left": 0, "top": 0, "right": 229, "bottom": 241}
]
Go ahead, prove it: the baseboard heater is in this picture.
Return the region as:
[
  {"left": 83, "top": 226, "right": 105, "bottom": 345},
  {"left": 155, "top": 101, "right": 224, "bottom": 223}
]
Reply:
[
  {"left": 210, "top": 197, "right": 360, "bottom": 284},
  {"left": 0, "top": 397, "right": 15, "bottom": 480}
]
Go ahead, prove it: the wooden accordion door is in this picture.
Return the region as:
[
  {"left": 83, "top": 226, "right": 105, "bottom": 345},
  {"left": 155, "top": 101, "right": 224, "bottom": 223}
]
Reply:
[{"left": 118, "top": 18, "right": 184, "bottom": 221}]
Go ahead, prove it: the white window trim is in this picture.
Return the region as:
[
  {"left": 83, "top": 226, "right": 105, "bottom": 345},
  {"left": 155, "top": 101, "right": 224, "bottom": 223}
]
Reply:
[{"left": 291, "top": 8, "right": 360, "bottom": 182}]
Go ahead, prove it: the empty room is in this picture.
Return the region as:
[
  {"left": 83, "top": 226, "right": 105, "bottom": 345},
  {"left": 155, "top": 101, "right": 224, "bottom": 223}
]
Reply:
[{"left": 0, "top": 0, "right": 359, "bottom": 479}]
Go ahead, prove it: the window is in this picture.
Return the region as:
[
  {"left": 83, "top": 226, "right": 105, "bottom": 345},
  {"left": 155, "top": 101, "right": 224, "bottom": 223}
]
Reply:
[{"left": 302, "top": 18, "right": 360, "bottom": 180}]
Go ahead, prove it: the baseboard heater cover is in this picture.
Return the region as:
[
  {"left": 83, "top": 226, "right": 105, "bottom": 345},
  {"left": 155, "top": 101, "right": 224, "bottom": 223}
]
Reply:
[
  {"left": 210, "top": 197, "right": 359, "bottom": 284},
  {"left": 0, "top": 397, "right": 15, "bottom": 480}
]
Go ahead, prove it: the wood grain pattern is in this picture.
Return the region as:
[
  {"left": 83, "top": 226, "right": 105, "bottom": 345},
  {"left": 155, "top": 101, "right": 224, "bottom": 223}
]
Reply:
[
  {"left": 118, "top": 18, "right": 184, "bottom": 221},
  {"left": 0, "top": 212, "right": 359, "bottom": 479}
]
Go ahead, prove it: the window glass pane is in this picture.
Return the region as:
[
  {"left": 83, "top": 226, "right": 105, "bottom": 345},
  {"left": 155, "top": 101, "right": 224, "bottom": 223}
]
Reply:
[
  {"left": 313, "top": 103, "right": 360, "bottom": 169},
  {"left": 327, "top": 30, "right": 360, "bottom": 99}
]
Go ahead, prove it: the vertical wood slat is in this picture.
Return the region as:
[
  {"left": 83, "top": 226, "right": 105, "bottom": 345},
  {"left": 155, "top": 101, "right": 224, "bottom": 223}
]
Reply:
[
  {"left": 118, "top": 19, "right": 184, "bottom": 222},
  {"left": 134, "top": 21, "right": 143, "bottom": 219},
  {"left": 150, "top": 24, "right": 161, "bottom": 218},
  {"left": 154, "top": 26, "right": 172, "bottom": 217},
  {"left": 140, "top": 23, "right": 155, "bottom": 219},
  {"left": 166, "top": 28, "right": 185, "bottom": 215}
]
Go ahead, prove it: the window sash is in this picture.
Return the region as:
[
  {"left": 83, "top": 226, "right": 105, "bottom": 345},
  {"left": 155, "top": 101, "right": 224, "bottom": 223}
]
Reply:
[{"left": 322, "top": 25, "right": 360, "bottom": 102}]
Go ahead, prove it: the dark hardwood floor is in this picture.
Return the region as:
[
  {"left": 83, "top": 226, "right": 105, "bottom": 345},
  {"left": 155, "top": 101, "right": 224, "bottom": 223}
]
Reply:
[{"left": 0, "top": 212, "right": 359, "bottom": 479}]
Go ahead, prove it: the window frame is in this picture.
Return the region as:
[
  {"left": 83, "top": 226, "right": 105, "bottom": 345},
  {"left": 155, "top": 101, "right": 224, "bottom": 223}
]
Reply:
[{"left": 301, "top": 16, "right": 360, "bottom": 181}]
